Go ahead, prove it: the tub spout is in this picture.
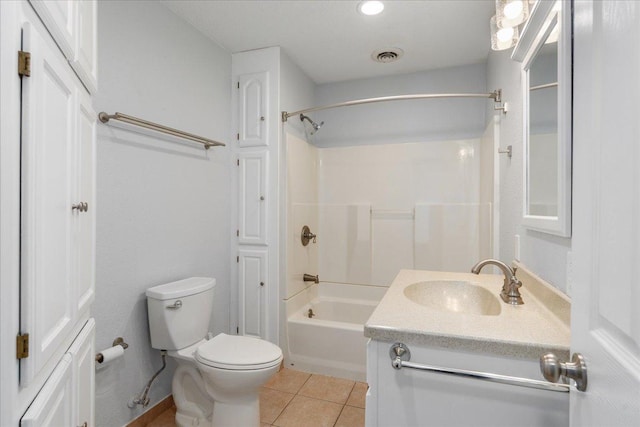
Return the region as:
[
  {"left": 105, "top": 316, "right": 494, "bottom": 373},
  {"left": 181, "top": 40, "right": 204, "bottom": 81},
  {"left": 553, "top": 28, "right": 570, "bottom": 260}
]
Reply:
[{"left": 303, "top": 274, "right": 319, "bottom": 283}]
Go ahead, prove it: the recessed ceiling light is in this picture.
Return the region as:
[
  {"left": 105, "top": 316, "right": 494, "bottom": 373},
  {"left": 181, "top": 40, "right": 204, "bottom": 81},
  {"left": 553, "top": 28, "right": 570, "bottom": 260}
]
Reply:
[{"left": 358, "top": 1, "right": 384, "bottom": 16}]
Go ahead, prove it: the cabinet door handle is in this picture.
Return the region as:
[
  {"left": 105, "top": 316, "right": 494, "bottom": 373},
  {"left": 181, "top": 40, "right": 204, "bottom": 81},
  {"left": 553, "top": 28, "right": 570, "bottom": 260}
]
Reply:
[{"left": 72, "top": 202, "right": 89, "bottom": 212}]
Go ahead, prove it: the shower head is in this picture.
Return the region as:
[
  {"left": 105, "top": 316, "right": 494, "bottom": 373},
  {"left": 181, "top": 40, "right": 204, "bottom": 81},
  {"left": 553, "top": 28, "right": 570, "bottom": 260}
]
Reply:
[{"left": 300, "top": 114, "right": 324, "bottom": 133}]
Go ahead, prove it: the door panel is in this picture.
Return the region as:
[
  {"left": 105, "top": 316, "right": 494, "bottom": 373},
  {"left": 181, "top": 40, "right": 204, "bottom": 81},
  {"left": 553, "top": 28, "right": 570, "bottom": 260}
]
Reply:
[
  {"left": 71, "top": 0, "right": 97, "bottom": 93},
  {"left": 238, "top": 152, "right": 268, "bottom": 245},
  {"left": 571, "top": 1, "right": 640, "bottom": 424},
  {"left": 74, "top": 90, "right": 96, "bottom": 317},
  {"left": 28, "top": 0, "right": 75, "bottom": 60},
  {"left": 238, "top": 250, "right": 267, "bottom": 339},
  {"left": 238, "top": 72, "right": 268, "bottom": 147},
  {"left": 21, "top": 21, "right": 77, "bottom": 385},
  {"left": 68, "top": 319, "right": 95, "bottom": 427},
  {"left": 20, "top": 354, "right": 74, "bottom": 427}
]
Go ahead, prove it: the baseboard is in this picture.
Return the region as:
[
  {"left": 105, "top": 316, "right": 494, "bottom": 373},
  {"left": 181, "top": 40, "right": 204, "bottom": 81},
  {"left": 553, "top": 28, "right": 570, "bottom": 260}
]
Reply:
[{"left": 126, "top": 395, "right": 174, "bottom": 427}]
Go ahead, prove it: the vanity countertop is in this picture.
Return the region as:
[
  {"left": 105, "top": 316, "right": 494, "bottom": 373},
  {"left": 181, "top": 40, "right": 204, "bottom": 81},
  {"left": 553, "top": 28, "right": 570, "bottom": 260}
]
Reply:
[{"left": 364, "top": 263, "right": 571, "bottom": 360}]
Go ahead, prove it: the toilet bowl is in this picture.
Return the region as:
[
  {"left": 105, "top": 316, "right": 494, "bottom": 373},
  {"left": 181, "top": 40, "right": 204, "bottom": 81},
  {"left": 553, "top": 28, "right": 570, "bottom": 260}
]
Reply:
[
  {"left": 146, "top": 277, "right": 283, "bottom": 427},
  {"left": 196, "top": 333, "right": 282, "bottom": 426}
]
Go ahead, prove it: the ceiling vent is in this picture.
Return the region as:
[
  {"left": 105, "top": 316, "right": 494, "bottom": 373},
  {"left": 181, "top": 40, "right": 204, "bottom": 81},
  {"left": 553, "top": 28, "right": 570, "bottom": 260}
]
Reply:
[{"left": 372, "top": 47, "right": 404, "bottom": 63}]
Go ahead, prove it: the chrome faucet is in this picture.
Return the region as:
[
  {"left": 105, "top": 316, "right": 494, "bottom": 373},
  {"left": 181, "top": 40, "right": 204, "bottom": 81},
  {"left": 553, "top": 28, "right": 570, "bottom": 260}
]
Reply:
[{"left": 471, "top": 259, "right": 524, "bottom": 305}]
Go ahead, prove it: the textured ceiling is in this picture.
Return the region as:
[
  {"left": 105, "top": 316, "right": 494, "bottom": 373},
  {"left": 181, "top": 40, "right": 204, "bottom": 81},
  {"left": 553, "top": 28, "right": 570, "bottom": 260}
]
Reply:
[{"left": 163, "top": 0, "right": 495, "bottom": 84}]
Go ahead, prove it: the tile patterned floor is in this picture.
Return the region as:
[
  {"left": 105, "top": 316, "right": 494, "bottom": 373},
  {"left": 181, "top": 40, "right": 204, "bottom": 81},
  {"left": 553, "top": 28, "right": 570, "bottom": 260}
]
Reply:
[{"left": 147, "top": 368, "right": 366, "bottom": 427}]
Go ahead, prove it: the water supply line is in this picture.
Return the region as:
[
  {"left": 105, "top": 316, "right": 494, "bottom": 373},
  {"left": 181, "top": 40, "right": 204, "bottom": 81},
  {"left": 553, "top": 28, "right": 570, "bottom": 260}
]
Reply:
[{"left": 128, "top": 350, "right": 167, "bottom": 408}]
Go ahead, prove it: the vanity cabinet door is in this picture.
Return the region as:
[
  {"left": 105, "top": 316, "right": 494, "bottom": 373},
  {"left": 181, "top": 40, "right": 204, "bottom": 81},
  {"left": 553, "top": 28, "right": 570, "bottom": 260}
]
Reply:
[
  {"left": 238, "top": 151, "right": 268, "bottom": 245},
  {"left": 238, "top": 249, "right": 267, "bottom": 339}
]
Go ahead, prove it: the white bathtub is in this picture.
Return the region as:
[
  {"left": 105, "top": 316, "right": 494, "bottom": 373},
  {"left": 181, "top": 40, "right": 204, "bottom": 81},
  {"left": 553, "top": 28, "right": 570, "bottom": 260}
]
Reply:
[{"left": 286, "top": 282, "right": 387, "bottom": 381}]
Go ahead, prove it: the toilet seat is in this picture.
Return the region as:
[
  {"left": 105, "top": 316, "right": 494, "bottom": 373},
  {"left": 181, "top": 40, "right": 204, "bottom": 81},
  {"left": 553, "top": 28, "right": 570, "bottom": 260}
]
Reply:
[{"left": 195, "top": 333, "right": 282, "bottom": 370}]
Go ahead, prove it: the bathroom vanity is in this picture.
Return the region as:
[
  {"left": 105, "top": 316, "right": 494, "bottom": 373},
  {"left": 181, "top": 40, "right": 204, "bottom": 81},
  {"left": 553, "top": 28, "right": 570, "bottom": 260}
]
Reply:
[{"left": 364, "top": 264, "right": 570, "bottom": 427}]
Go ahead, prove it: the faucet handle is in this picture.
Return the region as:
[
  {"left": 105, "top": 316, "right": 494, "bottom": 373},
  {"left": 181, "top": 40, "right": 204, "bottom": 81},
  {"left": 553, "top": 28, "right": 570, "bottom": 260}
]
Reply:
[{"left": 501, "top": 277, "right": 524, "bottom": 305}]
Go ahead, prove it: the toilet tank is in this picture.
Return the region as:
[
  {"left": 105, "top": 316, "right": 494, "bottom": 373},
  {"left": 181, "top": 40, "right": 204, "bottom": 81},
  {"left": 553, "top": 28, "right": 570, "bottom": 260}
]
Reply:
[{"left": 146, "top": 277, "right": 215, "bottom": 350}]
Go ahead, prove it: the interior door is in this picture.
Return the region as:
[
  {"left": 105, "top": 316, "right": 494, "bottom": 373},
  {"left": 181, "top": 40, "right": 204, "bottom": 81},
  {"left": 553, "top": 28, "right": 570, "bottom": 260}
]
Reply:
[{"left": 570, "top": 1, "right": 640, "bottom": 424}]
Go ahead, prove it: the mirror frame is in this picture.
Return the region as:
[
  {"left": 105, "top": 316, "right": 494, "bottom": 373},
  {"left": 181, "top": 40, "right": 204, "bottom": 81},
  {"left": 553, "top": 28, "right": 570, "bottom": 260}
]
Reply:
[{"left": 512, "top": 0, "right": 572, "bottom": 237}]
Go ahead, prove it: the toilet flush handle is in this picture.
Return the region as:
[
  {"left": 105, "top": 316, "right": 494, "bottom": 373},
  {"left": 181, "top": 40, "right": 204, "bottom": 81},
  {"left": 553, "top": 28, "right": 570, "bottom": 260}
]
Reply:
[{"left": 166, "top": 300, "right": 182, "bottom": 309}]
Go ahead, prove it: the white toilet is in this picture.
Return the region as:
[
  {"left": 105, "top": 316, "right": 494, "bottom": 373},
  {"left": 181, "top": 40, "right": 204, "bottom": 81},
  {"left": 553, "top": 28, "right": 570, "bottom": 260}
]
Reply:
[{"left": 146, "top": 277, "right": 283, "bottom": 427}]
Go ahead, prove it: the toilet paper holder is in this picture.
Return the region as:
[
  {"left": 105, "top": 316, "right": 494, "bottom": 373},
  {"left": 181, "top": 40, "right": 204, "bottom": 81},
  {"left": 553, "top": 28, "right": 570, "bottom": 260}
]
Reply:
[{"left": 95, "top": 337, "right": 129, "bottom": 363}]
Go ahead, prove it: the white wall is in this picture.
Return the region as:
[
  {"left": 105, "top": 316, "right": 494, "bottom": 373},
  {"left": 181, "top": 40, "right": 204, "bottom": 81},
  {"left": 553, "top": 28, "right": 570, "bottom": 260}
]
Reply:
[
  {"left": 486, "top": 50, "right": 571, "bottom": 293},
  {"left": 94, "top": 2, "right": 231, "bottom": 426},
  {"left": 280, "top": 51, "right": 316, "bottom": 142},
  {"left": 313, "top": 63, "right": 487, "bottom": 147}
]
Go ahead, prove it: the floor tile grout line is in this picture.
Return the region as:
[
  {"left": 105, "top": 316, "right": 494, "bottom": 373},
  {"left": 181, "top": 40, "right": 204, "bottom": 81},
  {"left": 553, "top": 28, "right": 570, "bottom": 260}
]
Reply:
[
  {"left": 273, "top": 393, "right": 294, "bottom": 426},
  {"left": 333, "top": 402, "right": 348, "bottom": 427}
]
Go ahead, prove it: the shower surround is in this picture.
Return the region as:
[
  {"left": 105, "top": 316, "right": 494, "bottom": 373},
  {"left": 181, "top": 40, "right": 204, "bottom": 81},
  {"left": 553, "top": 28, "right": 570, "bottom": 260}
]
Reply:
[{"left": 283, "top": 131, "right": 495, "bottom": 379}]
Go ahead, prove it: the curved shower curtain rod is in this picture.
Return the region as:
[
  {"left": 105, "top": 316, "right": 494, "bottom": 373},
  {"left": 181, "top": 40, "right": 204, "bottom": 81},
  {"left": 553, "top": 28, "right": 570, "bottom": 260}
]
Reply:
[{"left": 281, "top": 89, "right": 505, "bottom": 122}]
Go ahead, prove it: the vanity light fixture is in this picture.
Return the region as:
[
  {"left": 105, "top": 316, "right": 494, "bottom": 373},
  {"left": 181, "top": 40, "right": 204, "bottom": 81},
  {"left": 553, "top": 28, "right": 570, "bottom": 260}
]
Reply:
[
  {"left": 489, "top": 0, "right": 534, "bottom": 51},
  {"left": 496, "top": 0, "right": 529, "bottom": 28},
  {"left": 358, "top": 1, "right": 384, "bottom": 16},
  {"left": 490, "top": 15, "right": 519, "bottom": 51}
]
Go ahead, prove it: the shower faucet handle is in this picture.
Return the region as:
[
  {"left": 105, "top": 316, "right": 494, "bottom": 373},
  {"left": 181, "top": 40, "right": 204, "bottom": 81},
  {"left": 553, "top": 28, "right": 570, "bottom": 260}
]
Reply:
[{"left": 301, "top": 225, "right": 317, "bottom": 246}]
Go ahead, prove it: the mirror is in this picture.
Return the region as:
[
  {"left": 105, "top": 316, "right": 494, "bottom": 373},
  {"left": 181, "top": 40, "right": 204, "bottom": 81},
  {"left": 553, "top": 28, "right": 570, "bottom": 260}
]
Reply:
[{"left": 512, "top": 1, "right": 571, "bottom": 237}]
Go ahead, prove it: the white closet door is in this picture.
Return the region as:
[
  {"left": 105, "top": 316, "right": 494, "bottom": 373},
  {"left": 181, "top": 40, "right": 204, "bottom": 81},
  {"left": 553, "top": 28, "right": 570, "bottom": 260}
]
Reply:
[
  {"left": 238, "top": 250, "right": 267, "bottom": 339},
  {"left": 74, "top": 90, "right": 96, "bottom": 318},
  {"left": 68, "top": 319, "right": 95, "bottom": 427},
  {"left": 238, "top": 72, "right": 268, "bottom": 147},
  {"left": 28, "top": 0, "right": 76, "bottom": 61},
  {"left": 238, "top": 151, "right": 268, "bottom": 245},
  {"left": 20, "top": 354, "right": 74, "bottom": 427},
  {"left": 21, "top": 21, "right": 77, "bottom": 386}
]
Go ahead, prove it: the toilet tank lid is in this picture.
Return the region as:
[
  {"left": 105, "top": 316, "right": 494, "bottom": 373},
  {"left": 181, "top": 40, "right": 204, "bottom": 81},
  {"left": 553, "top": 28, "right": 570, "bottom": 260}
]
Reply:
[{"left": 146, "top": 277, "right": 215, "bottom": 300}]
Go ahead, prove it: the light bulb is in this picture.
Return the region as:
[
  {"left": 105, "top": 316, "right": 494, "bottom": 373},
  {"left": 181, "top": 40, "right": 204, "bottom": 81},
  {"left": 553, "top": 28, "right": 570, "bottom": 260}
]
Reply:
[
  {"left": 497, "top": 27, "right": 515, "bottom": 42},
  {"left": 358, "top": 1, "right": 384, "bottom": 16},
  {"left": 504, "top": 1, "right": 523, "bottom": 19},
  {"left": 496, "top": 0, "right": 529, "bottom": 28},
  {"left": 490, "top": 15, "right": 519, "bottom": 51}
]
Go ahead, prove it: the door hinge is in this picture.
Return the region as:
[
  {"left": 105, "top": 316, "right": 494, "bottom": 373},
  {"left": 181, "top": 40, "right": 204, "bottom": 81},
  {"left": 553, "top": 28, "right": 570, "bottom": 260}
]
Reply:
[
  {"left": 18, "top": 51, "right": 31, "bottom": 77},
  {"left": 16, "top": 333, "right": 29, "bottom": 359},
  {"left": 237, "top": 255, "right": 239, "bottom": 263},
  {"left": 237, "top": 82, "right": 240, "bottom": 89}
]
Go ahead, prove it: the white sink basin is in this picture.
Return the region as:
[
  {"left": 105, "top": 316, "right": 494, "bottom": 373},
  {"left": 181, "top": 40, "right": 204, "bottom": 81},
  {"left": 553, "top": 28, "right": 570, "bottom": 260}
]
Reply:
[{"left": 403, "top": 280, "right": 501, "bottom": 316}]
